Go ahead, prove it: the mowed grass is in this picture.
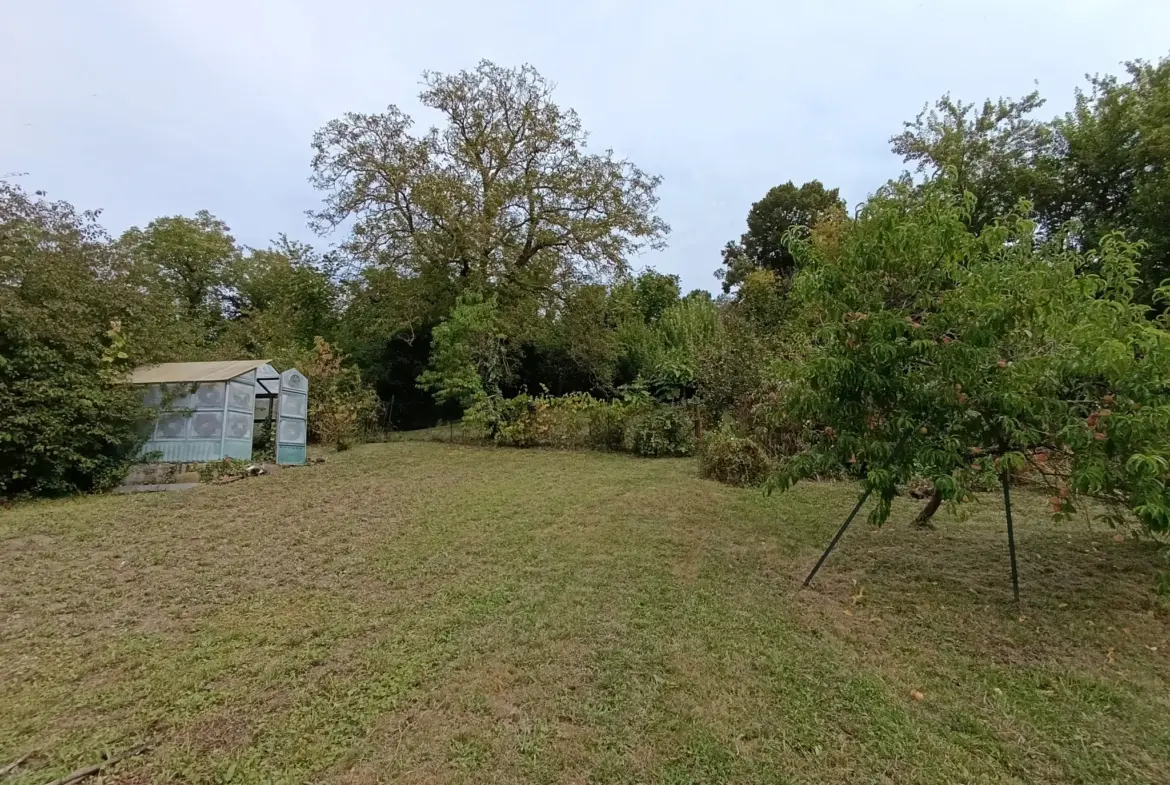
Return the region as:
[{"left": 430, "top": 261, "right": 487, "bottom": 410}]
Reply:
[{"left": 2, "top": 443, "right": 1169, "bottom": 784}]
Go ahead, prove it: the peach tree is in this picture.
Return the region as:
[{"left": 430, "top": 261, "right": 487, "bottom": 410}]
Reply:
[{"left": 772, "top": 179, "right": 1170, "bottom": 548}]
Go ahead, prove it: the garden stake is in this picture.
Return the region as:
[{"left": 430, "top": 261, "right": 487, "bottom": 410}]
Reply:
[
  {"left": 802, "top": 427, "right": 916, "bottom": 588},
  {"left": 803, "top": 486, "right": 873, "bottom": 587},
  {"left": 1000, "top": 469, "right": 1021, "bottom": 604}
]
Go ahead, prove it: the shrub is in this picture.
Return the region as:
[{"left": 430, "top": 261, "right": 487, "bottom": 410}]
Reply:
[
  {"left": 1, "top": 184, "right": 157, "bottom": 498},
  {"left": 622, "top": 406, "right": 695, "bottom": 457},
  {"left": 586, "top": 403, "right": 629, "bottom": 451},
  {"left": 466, "top": 391, "right": 599, "bottom": 448},
  {"left": 293, "top": 337, "right": 380, "bottom": 446},
  {"left": 487, "top": 394, "right": 544, "bottom": 448},
  {"left": 464, "top": 390, "right": 694, "bottom": 457},
  {"left": 698, "top": 427, "right": 772, "bottom": 486},
  {"left": 737, "top": 379, "right": 807, "bottom": 460}
]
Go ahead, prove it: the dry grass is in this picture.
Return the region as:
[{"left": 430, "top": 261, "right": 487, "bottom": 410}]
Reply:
[{"left": 2, "top": 442, "right": 1168, "bottom": 784}]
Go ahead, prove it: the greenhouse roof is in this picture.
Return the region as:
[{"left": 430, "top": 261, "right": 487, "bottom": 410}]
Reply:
[{"left": 129, "top": 359, "right": 271, "bottom": 385}]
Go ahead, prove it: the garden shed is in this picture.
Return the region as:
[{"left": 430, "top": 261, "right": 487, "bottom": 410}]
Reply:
[{"left": 130, "top": 360, "right": 308, "bottom": 465}]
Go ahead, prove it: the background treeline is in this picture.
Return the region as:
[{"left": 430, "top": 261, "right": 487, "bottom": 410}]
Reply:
[{"left": 3, "top": 55, "right": 1169, "bottom": 503}]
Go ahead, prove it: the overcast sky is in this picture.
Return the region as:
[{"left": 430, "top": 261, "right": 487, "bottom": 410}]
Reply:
[{"left": 3, "top": 1, "right": 1168, "bottom": 293}]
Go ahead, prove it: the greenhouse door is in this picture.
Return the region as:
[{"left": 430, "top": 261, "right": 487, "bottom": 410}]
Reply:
[{"left": 276, "top": 369, "right": 308, "bottom": 465}]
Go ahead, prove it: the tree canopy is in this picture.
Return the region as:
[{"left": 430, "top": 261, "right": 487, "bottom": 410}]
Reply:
[
  {"left": 8, "top": 50, "right": 1170, "bottom": 537},
  {"left": 1, "top": 184, "right": 154, "bottom": 495},
  {"left": 1052, "top": 57, "right": 1170, "bottom": 298},
  {"left": 717, "top": 180, "right": 845, "bottom": 292},
  {"left": 309, "top": 60, "right": 669, "bottom": 294},
  {"left": 774, "top": 179, "right": 1170, "bottom": 531},
  {"left": 892, "top": 54, "right": 1170, "bottom": 302}
]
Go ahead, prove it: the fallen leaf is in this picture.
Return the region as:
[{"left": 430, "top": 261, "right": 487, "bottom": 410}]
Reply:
[
  {"left": 910, "top": 690, "right": 925, "bottom": 701},
  {"left": 1106, "top": 647, "right": 1116, "bottom": 664},
  {"left": 1113, "top": 534, "right": 1126, "bottom": 543}
]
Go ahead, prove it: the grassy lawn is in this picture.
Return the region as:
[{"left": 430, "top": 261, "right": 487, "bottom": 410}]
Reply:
[{"left": 3, "top": 442, "right": 1169, "bottom": 784}]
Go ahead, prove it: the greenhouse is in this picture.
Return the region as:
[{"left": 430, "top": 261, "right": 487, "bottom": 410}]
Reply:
[{"left": 129, "top": 360, "right": 308, "bottom": 465}]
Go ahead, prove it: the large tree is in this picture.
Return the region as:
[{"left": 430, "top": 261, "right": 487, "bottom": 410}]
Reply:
[
  {"left": 221, "top": 237, "right": 340, "bottom": 360},
  {"left": 1050, "top": 56, "right": 1170, "bottom": 300},
  {"left": 309, "top": 60, "right": 669, "bottom": 300},
  {"left": 717, "top": 180, "right": 844, "bottom": 292},
  {"left": 119, "top": 210, "right": 241, "bottom": 344},
  {"left": 890, "top": 93, "right": 1060, "bottom": 233},
  {"left": 891, "top": 57, "right": 1170, "bottom": 302}
]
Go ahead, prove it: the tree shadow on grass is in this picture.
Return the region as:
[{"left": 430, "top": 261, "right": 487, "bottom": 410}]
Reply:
[{"left": 790, "top": 506, "right": 1169, "bottom": 669}]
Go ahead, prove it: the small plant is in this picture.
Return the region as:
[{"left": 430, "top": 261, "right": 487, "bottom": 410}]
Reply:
[
  {"left": 699, "top": 427, "right": 772, "bottom": 487},
  {"left": 198, "top": 457, "right": 251, "bottom": 483},
  {"left": 251, "top": 419, "right": 276, "bottom": 463}
]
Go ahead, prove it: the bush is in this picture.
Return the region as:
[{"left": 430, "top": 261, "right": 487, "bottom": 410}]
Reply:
[
  {"left": 0, "top": 350, "right": 147, "bottom": 497},
  {"left": 586, "top": 403, "right": 629, "bottom": 451},
  {"left": 622, "top": 406, "right": 695, "bottom": 457},
  {"left": 486, "top": 394, "right": 545, "bottom": 447},
  {"left": 464, "top": 390, "right": 694, "bottom": 457},
  {"left": 290, "top": 337, "right": 380, "bottom": 446},
  {"left": 1, "top": 184, "right": 156, "bottom": 498},
  {"left": 466, "top": 391, "right": 597, "bottom": 448},
  {"left": 699, "top": 427, "right": 772, "bottom": 486}
]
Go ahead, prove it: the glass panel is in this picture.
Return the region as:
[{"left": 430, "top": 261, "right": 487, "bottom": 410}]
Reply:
[
  {"left": 254, "top": 398, "right": 271, "bottom": 419},
  {"left": 190, "top": 411, "right": 224, "bottom": 439},
  {"left": 281, "top": 392, "right": 307, "bottom": 420},
  {"left": 193, "top": 383, "right": 226, "bottom": 409},
  {"left": 165, "top": 384, "right": 196, "bottom": 409},
  {"left": 226, "top": 411, "right": 252, "bottom": 439},
  {"left": 228, "top": 381, "right": 254, "bottom": 411},
  {"left": 142, "top": 384, "right": 162, "bottom": 408},
  {"left": 282, "top": 369, "right": 308, "bottom": 393},
  {"left": 276, "top": 444, "right": 306, "bottom": 466},
  {"left": 278, "top": 418, "right": 306, "bottom": 444},
  {"left": 154, "top": 412, "right": 189, "bottom": 439}
]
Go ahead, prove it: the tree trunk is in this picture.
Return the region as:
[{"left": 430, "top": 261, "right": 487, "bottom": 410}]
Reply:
[{"left": 911, "top": 487, "right": 943, "bottom": 529}]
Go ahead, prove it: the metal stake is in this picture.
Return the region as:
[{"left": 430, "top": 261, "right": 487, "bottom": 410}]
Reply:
[
  {"left": 801, "top": 427, "right": 916, "bottom": 588},
  {"left": 1000, "top": 469, "right": 1020, "bottom": 604},
  {"left": 803, "top": 486, "right": 874, "bottom": 587}
]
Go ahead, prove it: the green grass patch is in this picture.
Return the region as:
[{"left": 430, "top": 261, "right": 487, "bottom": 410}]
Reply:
[{"left": 2, "top": 443, "right": 1168, "bottom": 783}]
